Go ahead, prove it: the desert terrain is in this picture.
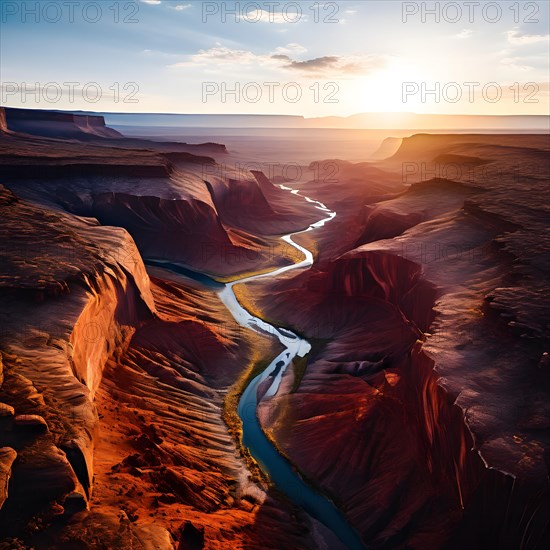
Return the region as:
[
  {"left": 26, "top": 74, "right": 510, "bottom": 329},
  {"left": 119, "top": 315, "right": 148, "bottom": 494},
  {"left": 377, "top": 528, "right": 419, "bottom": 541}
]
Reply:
[{"left": 0, "top": 107, "right": 549, "bottom": 549}]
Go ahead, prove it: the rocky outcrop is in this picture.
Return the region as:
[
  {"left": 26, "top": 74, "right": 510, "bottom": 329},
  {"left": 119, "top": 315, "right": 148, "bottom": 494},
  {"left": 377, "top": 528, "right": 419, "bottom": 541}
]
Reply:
[
  {"left": 90, "top": 192, "right": 261, "bottom": 277},
  {"left": 370, "top": 136, "right": 402, "bottom": 159},
  {"left": 236, "top": 133, "right": 550, "bottom": 548},
  {"left": 205, "top": 170, "right": 320, "bottom": 236},
  {"left": 354, "top": 177, "right": 480, "bottom": 247},
  {"left": 0, "top": 185, "right": 156, "bottom": 533},
  {"left": 1, "top": 107, "right": 228, "bottom": 160}
]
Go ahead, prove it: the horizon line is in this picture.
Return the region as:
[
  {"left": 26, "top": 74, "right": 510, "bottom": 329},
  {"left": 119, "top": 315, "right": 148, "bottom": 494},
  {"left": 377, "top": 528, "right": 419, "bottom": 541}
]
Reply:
[{"left": 2, "top": 106, "right": 549, "bottom": 119}]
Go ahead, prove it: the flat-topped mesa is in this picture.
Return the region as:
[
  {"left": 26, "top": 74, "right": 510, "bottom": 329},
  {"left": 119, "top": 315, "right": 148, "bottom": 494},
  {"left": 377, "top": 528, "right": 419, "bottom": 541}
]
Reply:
[
  {"left": 389, "top": 132, "right": 550, "bottom": 163},
  {"left": 1, "top": 107, "right": 230, "bottom": 156},
  {"left": 2, "top": 106, "right": 123, "bottom": 140}
]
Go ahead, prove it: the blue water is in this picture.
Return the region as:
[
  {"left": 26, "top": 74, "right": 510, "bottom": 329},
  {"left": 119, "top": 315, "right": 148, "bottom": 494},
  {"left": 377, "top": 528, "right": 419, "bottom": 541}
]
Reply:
[
  {"left": 219, "top": 188, "right": 366, "bottom": 550},
  {"left": 148, "top": 190, "right": 366, "bottom": 549},
  {"left": 145, "top": 259, "right": 223, "bottom": 289},
  {"left": 238, "top": 358, "right": 366, "bottom": 550}
]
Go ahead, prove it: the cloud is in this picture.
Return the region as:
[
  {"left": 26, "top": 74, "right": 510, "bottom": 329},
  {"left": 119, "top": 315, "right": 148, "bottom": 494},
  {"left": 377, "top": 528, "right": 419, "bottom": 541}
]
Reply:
[
  {"left": 507, "top": 29, "right": 550, "bottom": 45},
  {"left": 273, "top": 43, "right": 307, "bottom": 55},
  {"left": 454, "top": 29, "right": 473, "bottom": 39},
  {"left": 276, "top": 55, "right": 344, "bottom": 72},
  {"left": 169, "top": 45, "right": 385, "bottom": 77},
  {"left": 276, "top": 54, "right": 385, "bottom": 76},
  {"left": 169, "top": 46, "right": 272, "bottom": 68},
  {"left": 172, "top": 3, "right": 192, "bottom": 10},
  {"left": 141, "top": 0, "right": 161, "bottom": 4}
]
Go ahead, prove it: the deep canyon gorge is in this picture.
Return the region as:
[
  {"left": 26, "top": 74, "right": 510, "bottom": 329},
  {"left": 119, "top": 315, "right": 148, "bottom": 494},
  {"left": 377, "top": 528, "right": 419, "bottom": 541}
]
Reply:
[{"left": 0, "top": 107, "right": 549, "bottom": 549}]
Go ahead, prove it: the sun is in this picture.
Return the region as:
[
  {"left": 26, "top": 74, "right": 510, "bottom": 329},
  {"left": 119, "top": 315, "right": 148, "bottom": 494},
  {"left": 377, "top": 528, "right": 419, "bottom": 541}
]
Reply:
[{"left": 351, "top": 61, "right": 431, "bottom": 114}]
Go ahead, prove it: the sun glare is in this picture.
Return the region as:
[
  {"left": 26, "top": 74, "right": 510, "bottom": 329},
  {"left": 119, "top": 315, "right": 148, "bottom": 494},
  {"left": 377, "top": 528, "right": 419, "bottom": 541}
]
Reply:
[{"left": 355, "top": 62, "right": 424, "bottom": 114}]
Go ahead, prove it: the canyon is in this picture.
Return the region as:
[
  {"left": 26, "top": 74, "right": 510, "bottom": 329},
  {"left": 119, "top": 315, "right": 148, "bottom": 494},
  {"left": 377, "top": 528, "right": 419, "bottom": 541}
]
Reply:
[{"left": 0, "top": 107, "right": 549, "bottom": 549}]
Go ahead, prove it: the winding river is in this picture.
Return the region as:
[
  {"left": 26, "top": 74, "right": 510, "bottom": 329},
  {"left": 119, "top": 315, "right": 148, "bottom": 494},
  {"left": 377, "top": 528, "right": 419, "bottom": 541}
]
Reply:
[{"left": 217, "top": 187, "right": 366, "bottom": 550}]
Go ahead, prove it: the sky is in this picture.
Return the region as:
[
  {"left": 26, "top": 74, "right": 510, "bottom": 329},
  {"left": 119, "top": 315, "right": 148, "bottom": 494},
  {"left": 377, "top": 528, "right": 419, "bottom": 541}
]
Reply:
[{"left": 1, "top": 0, "right": 549, "bottom": 117}]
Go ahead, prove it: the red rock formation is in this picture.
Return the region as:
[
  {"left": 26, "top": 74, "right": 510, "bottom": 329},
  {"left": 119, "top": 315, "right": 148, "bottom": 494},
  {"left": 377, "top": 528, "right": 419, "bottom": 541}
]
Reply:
[
  {"left": 0, "top": 184, "right": 316, "bottom": 547},
  {"left": 0, "top": 113, "right": 328, "bottom": 547},
  {"left": 90, "top": 192, "right": 269, "bottom": 277},
  {"left": 0, "top": 114, "right": 320, "bottom": 279},
  {"left": 1, "top": 112, "right": 549, "bottom": 548},
  {"left": 87, "top": 272, "right": 314, "bottom": 549},
  {"left": 205, "top": 170, "right": 321, "bottom": 236},
  {"left": 0, "top": 184, "right": 158, "bottom": 531},
  {"left": 0, "top": 447, "right": 16, "bottom": 510},
  {"left": 237, "top": 133, "right": 550, "bottom": 548}
]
